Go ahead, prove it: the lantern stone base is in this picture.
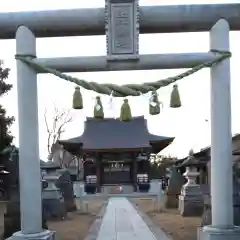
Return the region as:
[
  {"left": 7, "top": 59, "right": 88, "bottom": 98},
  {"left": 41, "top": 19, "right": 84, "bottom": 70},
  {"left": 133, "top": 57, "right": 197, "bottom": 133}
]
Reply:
[
  {"left": 197, "top": 226, "right": 240, "bottom": 240},
  {"left": 9, "top": 230, "right": 55, "bottom": 240},
  {"left": 42, "top": 179, "right": 67, "bottom": 220},
  {"left": 179, "top": 185, "right": 204, "bottom": 217}
]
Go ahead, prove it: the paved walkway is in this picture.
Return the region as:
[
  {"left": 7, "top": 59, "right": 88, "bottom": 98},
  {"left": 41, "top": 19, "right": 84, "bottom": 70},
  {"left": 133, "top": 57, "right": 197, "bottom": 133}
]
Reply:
[{"left": 96, "top": 197, "right": 158, "bottom": 240}]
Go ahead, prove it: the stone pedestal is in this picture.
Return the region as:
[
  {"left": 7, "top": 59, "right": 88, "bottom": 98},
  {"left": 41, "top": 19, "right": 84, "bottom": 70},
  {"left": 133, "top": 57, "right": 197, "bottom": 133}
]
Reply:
[
  {"left": 178, "top": 167, "right": 204, "bottom": 216},
  {"left": 149, "top": 179, "right": 161, "bottom": 193},
  {"left": 10, "top": 230, "right": 55, "bottom": 240},
  {"left": 73, "top": 181, "right": 85, "bottom": 197},
  {"left": 198, "top": 226, "right": 240, "bottom": 240},
  {"left": 179, "top": 185, "right": 204, "bottom": 216},
  {"left": 42, "top": 175, "right": 66, "bottom": 220}
]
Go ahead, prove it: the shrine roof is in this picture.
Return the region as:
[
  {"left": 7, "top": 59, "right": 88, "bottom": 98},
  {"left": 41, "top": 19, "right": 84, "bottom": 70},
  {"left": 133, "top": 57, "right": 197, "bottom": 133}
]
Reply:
[{"left": 58, "top": 116, "right": 174, "bottom": 153}]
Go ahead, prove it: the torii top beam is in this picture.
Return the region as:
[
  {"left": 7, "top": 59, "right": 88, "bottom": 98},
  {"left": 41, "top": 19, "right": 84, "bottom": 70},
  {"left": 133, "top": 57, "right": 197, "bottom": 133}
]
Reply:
[{"left": 0, "top": 3, "right": 240, "bottom": 39}]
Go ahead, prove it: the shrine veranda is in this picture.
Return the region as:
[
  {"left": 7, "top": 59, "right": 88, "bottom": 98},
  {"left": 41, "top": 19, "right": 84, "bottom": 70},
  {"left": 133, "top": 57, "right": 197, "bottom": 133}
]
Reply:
[{"left": 2, "top": 1, "right": 240, "bottom": 240}]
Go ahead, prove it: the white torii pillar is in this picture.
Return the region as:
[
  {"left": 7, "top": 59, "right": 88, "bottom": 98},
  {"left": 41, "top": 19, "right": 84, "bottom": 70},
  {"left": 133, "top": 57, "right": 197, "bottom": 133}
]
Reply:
[
  {"left": 12, "top": 26, "right": 54, "bottom": 239},
  {"left": 199, "top": 19, "right": 240, "bottom": 239}
]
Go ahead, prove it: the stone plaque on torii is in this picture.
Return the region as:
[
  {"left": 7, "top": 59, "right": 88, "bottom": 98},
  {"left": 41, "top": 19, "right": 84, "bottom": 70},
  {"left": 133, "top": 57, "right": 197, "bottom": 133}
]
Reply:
[{"left": 105, "top": 0, "right": 139, "bottom": 60}]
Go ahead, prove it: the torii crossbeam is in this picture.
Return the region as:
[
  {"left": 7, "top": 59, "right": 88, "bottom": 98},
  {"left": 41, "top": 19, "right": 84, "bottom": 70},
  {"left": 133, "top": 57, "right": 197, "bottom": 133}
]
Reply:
[{"left": 1, "top": 3, "right": 240, "bottom": 38}]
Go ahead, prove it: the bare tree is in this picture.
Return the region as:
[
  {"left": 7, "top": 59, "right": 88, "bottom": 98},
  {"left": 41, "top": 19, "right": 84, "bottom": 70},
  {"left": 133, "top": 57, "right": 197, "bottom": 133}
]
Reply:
[
  {"left": 44, "top": 104, "right": 73, "bottom": 161},
  {"left": 149, "top": 154, "right": 178, "bottom": 179}
]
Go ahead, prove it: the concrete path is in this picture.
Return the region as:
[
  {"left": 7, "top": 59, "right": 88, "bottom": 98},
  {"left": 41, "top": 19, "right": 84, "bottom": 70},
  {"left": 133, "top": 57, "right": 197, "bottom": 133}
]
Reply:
[{"left": 96, "top": 197, "right": 158, "bottom": 240}]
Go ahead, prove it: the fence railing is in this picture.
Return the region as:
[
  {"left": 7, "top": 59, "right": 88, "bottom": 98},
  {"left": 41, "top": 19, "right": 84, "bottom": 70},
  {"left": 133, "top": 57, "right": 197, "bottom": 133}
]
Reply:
[{"left": 74, "top": 181, "right": 164, "bottom": 213}]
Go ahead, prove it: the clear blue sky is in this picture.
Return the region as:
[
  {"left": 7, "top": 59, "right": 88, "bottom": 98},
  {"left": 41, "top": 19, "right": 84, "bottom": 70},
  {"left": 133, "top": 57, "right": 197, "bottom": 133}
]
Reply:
[{"left": 1, "top": 0, "right": 240, "bottom": 160}]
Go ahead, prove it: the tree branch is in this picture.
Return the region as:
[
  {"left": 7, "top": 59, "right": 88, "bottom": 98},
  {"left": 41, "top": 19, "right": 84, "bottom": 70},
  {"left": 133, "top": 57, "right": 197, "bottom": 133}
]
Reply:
[
  {"left": 44, "top": 109, "right": 52, "bottom": 155},
  {"left": 44, "top": 105, "right": 73, "bottom": 160}
]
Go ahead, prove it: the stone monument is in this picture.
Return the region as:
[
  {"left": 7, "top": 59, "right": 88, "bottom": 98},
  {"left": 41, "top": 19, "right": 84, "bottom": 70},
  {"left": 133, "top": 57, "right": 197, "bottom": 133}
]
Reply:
[
  {"left": 164, "top": 166, "right": 184, "bottom": 208},
  {"left": 178, "top": 150, "right": 204, "bottom": 216},
  {"left": 56, "top": 168, "right": 77, "bottom": 212}
]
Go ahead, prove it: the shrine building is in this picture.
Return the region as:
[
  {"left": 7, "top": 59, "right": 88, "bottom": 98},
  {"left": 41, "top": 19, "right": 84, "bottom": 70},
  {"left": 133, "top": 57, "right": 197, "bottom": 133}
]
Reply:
[{"left": 59, "top": 116, "right": 174, "bottom": 192}]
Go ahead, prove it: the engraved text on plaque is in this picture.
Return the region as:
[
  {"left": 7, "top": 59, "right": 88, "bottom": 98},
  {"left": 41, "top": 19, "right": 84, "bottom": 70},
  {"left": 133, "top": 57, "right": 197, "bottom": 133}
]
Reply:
[{"left": 111, "top": 4, "right": 133, "bottom": 54}]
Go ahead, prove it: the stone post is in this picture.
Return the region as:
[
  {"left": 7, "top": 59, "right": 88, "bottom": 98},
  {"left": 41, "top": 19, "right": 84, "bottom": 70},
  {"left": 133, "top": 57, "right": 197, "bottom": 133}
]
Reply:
[
  {"left": 179, "top": 166, "right": 204, "bottom": 216},
  {"left": 198, "top": 19, "right": 240, "bottom": 240},
  {"left": 12, "top": 26, "right": 54, "bottom": 239}
]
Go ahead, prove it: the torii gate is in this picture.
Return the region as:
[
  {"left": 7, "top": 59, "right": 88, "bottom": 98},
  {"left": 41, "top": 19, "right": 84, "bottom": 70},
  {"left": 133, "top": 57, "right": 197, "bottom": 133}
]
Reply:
[{"left": 2, "top": 1, "right": 240, "bottom": 239}]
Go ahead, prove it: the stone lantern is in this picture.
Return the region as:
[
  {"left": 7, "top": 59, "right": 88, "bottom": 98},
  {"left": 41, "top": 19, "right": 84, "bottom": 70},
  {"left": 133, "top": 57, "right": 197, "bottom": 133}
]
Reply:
[
  {"left": 182, "top": 149, "right": 199, "bottom": 187},
  {"left": 178, "top": 149, "right": 204, "bottom": 216},
  {"left": 41, "top": 162, "right": 67, "bottom": 220}
]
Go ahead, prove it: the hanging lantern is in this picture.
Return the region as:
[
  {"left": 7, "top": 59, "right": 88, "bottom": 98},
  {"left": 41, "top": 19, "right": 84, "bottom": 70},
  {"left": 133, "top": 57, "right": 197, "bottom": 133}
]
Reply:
[
  {"left": 149, "top": 90, "right": 161, "bottom": 115},
  {"left": 170, "top": 84, "right": 181, "bottom": 108},
  {"left": 94, "top": 96, "right": 104, "bottom": 119},
  {"left": 72, "top": 86, "right": 83, "bottom": 109},
  {"left": 120, "top": 98, "right": 132, "bottom": 121}
]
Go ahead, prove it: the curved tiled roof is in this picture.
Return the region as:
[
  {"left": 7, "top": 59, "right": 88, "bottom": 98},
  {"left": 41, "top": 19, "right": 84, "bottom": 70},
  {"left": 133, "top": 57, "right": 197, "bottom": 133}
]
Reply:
[{"left": 59, "top": 116, "right": 174, "bottom": 153}]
